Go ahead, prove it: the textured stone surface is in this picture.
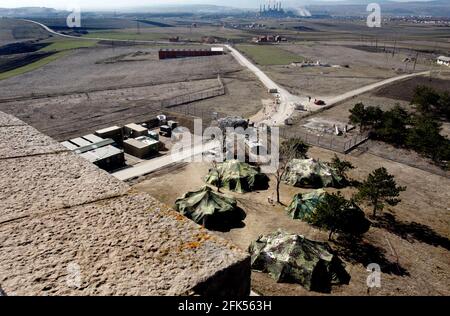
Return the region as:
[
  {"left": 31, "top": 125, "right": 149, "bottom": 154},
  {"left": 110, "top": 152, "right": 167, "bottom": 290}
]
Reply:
[
  {"left": 0, "top": 125, "right": 68, "bottom": 159},
  {"left": 0, "top": 152, "right": 129, "bottom": 223},
  {"left": 0, "top": 112, "right": 26, "bottom": 127},
  {"left": 0, "top": 193, "right": 248, "bottom": 296},
  {"left": 0, "top": 111, "right": 250, "bottom": 296}
]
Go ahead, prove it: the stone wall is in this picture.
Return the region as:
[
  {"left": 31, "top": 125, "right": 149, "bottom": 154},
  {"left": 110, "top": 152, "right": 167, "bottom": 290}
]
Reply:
[{"left": 0, "top": 112, "right": 250, "bottom": 296}]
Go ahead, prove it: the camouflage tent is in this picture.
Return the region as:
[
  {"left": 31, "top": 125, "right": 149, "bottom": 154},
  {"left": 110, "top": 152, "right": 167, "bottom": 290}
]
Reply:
[
  {"left": 174, "top": 186, "right": 245, "bottom": 229},
  {"left": 286, "top": 189, "right": 326, "bottom": 221},
  {"left": 249, "top": 230, "right": 350, "bottom": 292},
  {"left": 283, "top": 158, "right": 344, "bottom": 188},
  {"left": 205, "top": 160, "right": 269, "bottom": 193}
]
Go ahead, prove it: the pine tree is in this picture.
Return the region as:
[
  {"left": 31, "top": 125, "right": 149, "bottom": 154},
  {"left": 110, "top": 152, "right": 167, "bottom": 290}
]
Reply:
[
  {"left": 356, "top": 168, "right": 406, "bottom": 217},
  {"left": 330, "top": 154, "right": 355, "bottom": 180},
  {"left": 310, "top": 192, "right": 370, "bottom": 241}
]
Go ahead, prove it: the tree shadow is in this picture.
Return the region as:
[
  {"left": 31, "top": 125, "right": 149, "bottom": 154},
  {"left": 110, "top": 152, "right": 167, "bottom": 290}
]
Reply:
[
  {"left": 333, "top": 235, "right": 410, "bottom": 277},
  {"left": 373, "top": 213, "right": 450, "bottom": 251},
  {"left": 347, "top": 179, "right": 362, "bottom": 188}
]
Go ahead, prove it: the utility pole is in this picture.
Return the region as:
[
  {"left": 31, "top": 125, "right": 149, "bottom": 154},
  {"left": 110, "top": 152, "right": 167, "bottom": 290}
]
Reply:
[
  {"left": 136, "top": 20, "right": 141, "bottom": 34},
  {"left": 392, "top": 39, "right": 397, "bottom": 57},
  {"left": 413, "top": 51, "right": 419, "bottom": 71}
]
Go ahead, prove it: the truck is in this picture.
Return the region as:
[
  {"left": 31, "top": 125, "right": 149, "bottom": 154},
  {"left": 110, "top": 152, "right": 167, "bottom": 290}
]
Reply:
[{"left": 268, "top": 88, "right": 278, "bottom": 94}]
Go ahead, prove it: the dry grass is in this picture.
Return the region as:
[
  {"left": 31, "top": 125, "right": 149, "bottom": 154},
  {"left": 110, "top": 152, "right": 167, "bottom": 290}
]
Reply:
[{"left": 132, "top": 145, "right": 450, "bottom": 296}]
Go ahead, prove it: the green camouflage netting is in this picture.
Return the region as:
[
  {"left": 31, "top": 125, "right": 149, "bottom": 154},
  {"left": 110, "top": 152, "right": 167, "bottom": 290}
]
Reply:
[
  {"left": 282, "top": 158, "right": 344, "bottom": 188},
  {"left": 205, "top": 160, "right": 269, "bottom": 193},
  {"left": 249, "top": 230, "right": 350, "bottom": 292},
  {"left": 174, "top": 186, "right": 245, "bottom": 229},
  {"left": 286, "top": 189, "right": 326, "bottom": 221}
]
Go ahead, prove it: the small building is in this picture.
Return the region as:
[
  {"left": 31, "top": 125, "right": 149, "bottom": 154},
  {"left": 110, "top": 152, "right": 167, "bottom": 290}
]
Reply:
[
  {"left": 70, "top": 137, "right": 91, "bottom": 147},
  {"left": 437, "top": 56, "right": 450, "bottom": 67},
  {"left": 61, "top": 141, "right": 79, "bottom": 151},
  {"left": 159, "top": 48, "right": 224, "bottom": 60},
  {"left": 211, "top": 47, "right": 224, "bottom": 53},
  {"left": 82, "top": 134, "right": 104, "bottom": 143},
  {"left": 95, "top": 126, "right": 124, "bottom": 146},
  {"left": 253, "top": 35, "right": 286, "bottom": 43},
  {"left": 79, "top": 145, "right": 125, "bottom": 172},
  {"left": 124, "top": 123, "right": 148, "bottom": 138},
  {"left": 123, "top": 136, "right": 159, "bottom": 159}
]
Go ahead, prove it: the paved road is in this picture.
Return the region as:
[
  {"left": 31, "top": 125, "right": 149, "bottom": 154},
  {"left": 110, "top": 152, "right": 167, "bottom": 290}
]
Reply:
[
  {"left": 112, "top": 140, "right": 220, "bottom": 181},
  {"left": 23, "top": 19, "right": 177, "bottom": 44}
]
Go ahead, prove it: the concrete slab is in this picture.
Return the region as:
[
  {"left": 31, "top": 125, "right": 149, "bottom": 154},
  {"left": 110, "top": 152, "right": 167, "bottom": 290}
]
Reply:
[
  {"left": 0, "top": 192, "right": 249, "bottom": 296},
  {"left": 0, "top": 112, "right": 26, "bottom": 127},
  {"left": 0, "top": 125, "right": 68, "bottom": 159},
  {"left": 0, "top": 152, "right": 128, "bottom": 223}
]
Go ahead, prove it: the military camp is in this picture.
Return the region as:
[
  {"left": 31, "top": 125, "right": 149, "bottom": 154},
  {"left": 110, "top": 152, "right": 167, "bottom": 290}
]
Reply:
[
  {"left": 282, "top": 158, "right": 345, "bottom": 188},
  {"left": 205, "top": 159, "right": 269, "bottom": 193},
  {"left": 249, "top": 230, "right": 350, "bottom": 293},
  {"left": 174, "top": 186, "right": 245, "bottom": 230}
]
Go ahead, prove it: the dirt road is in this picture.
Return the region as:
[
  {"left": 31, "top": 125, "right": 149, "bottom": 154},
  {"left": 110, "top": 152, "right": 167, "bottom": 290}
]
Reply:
[
  {"left": 112, "top": 140, "right": 220, "bottom": 181},
  {"left": 226, "top": 44, "right": 430, "bottom": 127},
  {"left": 23, "top": 19, "right": 175, "bottom": 44},
  {"left": 225, "top": 44, "right": 305, "bottom": 126},
  {"left": 317, "top": 71, "right": 431, "bottom": 111}
]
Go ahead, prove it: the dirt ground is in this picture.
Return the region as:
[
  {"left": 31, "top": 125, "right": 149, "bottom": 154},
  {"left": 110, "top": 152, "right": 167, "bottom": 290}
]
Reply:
[
  {"left": 0, "top": 46, "right": 241, "bottom": 99},
  {"left": 0, "top": 78, "right": 222, "bottom": 141},
  {"left": 374, "top": 75, "right": 450, "bottom": 101},
  {"left": 174, "top": 69, "right": 268, "bottom": 119},
  {"left": 0, "top": 19, "right": 50, "bottom": 46},
  {"left": 131, "top": 145, "right": 450, "bottom": 296},
  {"left": 260, "top": 42, "right": 438, "bottom": 98},
  {"left": 285, "top": 73, "right": 450, "bottom": 177}
]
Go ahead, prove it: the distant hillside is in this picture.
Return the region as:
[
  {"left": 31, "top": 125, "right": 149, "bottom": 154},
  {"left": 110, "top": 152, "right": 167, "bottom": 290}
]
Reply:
[
  {"left": 1, "top": 1, "right": 449, "bottom": 18},
  {"left": 307, "top": 0, "right": 450, "bottom": 17},
  {"left": 0, "top": 7, "right": 65, "bottom": 18}
]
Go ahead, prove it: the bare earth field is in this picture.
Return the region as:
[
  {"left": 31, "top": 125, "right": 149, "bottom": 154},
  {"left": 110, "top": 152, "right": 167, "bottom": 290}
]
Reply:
[
  {"left": 173, "top": 69, "right": 268, "bottom": 119},
  {"left": 0, "top": 46, "right": 242, "bottom": 99},
  {"left": 131, "top": 145, "right": 450, "bottom": 296},
  {"left": 262, "top": 42, "right": 434, "bottom": 98},
  {"left": 374, "top": 75, "right": 450, "bottom": 101},
  {"left": 0, "top": 19, "right": 50, "bottom": 45},
  {"left": 0, "top": 78, "right": 222, "bottom": 140}
]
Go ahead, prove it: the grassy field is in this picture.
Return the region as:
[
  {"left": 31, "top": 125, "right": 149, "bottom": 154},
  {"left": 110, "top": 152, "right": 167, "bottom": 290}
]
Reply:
[
  {"left": 0, "top": 51, "right": 69, "bottom": 81},
  {"left": 40, "top": 40, "right": 98, "bottom": 52},
  {"left": 236, "top": 44, "right": 303, "bottom": 65}
]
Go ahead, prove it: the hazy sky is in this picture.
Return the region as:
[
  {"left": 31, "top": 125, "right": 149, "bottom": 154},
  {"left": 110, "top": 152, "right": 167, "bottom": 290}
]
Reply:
[{"left": 0, "top": 0, "right": 432, "bottom": 10}]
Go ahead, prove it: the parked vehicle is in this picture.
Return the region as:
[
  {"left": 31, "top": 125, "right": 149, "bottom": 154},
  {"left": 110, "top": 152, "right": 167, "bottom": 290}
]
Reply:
[
  {"left": 314, "top": 99, "right": 326, "bottom": 106},
  {"left": 159, "top": 125, "right": 172, "bottom": 137}
]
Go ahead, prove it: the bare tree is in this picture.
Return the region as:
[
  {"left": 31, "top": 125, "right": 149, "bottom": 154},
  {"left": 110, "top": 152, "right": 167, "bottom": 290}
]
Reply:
[{"left": 210, "top": 160, "right": 224, "bottom": 193}]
